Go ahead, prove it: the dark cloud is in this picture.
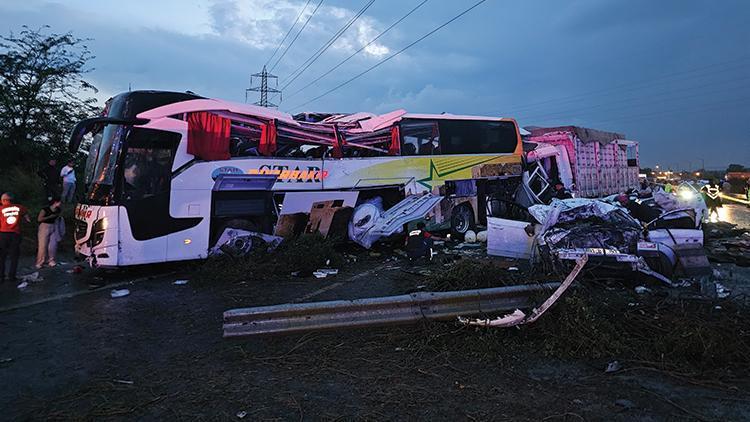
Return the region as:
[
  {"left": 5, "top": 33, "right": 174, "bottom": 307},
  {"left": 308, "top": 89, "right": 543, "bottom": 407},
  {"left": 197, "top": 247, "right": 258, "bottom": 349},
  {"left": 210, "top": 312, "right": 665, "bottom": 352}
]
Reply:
[{"left": 1, "top": 0, "right": 748, "bottom": 168}]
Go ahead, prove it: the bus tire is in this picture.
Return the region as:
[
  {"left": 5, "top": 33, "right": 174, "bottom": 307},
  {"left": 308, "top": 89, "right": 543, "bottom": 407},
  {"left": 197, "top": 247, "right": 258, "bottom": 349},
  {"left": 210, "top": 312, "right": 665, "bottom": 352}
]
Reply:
[{"left": 450, "top": 204, "right": 475, "bottom": 237}]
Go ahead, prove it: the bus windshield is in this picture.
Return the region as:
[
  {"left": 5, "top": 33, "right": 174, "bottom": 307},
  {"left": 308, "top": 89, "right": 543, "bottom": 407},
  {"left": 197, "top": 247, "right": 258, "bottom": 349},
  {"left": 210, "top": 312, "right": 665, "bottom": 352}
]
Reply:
[{"left": 84, "top": 124, "right": 128, "bottom": 204}]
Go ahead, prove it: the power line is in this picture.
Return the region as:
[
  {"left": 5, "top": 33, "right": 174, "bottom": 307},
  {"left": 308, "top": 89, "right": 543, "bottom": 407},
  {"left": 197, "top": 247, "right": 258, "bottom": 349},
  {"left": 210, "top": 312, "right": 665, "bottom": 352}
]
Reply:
[
  {"left": 497, "top": 55, "right": 750, "bottom": 115},
  {"left": 284, "top": 0, "right": 430, "bottom": 102},
  {"left": 289, "top": 0, "right": 488, "bottom": 111},
  {"left": 277, "top": 0, "right": 375, "bottom": 97},
  {"left": 264, "top": 0, "right": 312, "bottom": 68},
  {"left": 270, "top": 0, "right": 324, "bottom": 73},
  {"left": 516, "top": 74, "right": 750, "bottom": 122},
  {"left": 583, "top": 96, "right": 750, "bottom": 128}
]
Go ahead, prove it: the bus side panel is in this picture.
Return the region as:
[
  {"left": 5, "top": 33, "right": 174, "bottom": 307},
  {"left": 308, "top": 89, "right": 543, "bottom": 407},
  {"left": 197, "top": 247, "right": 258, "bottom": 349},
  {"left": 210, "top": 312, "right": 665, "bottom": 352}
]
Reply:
[
  {"left": 167, "top": 188, "right": 211, "bottom": 262},
  {"left": 323, "top": 154, "right": 522, "bottom": 193},
  {"left": 172, "top": 159, "right": 325, "bottom": 191},
  {"left": 117, "top": 207, "right": 168, "bottom": 265}
]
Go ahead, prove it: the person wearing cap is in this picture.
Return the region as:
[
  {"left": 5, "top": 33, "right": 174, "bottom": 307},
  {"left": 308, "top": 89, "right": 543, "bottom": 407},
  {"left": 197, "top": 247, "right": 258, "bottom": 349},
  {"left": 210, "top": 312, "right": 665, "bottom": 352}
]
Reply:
[{"left": 0, "top": 193, "right": 31, "bottom": 282}]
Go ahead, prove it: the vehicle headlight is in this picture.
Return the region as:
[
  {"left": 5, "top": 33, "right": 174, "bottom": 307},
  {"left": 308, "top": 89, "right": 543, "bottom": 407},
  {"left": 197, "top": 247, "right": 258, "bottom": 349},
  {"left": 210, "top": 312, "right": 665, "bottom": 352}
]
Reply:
[{"left": 679, "top": 190, "right": 694, "bottom": 200}]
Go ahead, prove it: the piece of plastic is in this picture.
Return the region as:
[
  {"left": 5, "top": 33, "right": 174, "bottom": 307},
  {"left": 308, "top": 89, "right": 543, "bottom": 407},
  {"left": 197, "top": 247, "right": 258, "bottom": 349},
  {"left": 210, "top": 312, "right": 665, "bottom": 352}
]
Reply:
[
  {"left": 174, "top": 280, "right": 189, "bottom": 285},
  {"left": 312, "top": 269, "right": 339, "bottom": 278},
  {"left": 110, "top": 289, "right": 130, "bottom": 298}
]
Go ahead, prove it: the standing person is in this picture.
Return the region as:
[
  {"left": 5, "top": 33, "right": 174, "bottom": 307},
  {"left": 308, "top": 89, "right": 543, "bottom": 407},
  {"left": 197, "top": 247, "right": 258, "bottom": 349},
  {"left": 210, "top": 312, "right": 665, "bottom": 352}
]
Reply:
[
  {"left": 36, "top": 198, "right": 63, "bottom": 269},
  {"left": 745, "top": 178, "right": 750, "bottom": 208},
  {"left": 701, "top": 180, "right": 723, "bottom": 220},
  {"left": 36, "top": 159, "right": 59, "bottom": 201},
  {"left": 0, "top": 193, "right": 31, "bottom": 283},
  {"left": 664, "top": 181, "right": 674, "bottom": 194},
  {"left": 60, "top": 160, "right": 76, "bottom": 203}
]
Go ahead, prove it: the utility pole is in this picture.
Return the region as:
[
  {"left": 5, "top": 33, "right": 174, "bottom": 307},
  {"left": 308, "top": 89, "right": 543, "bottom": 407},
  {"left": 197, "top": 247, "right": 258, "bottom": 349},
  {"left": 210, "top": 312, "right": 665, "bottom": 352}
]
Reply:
[{"left": 246, "top": 66, "right": 281, "bottom": 108}]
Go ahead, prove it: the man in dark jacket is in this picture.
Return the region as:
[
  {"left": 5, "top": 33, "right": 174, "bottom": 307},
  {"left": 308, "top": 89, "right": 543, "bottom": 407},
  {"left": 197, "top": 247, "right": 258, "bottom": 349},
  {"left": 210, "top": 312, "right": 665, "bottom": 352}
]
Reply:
[{"left": 37, "top": 159, "right": 59, "bottom": 200}]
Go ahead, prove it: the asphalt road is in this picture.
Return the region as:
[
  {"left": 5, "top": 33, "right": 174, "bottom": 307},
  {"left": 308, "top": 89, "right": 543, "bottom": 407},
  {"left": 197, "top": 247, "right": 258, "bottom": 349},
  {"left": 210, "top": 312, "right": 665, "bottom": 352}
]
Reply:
[{"left": 1, "top": 205, "right": 749, "bottom": 420}]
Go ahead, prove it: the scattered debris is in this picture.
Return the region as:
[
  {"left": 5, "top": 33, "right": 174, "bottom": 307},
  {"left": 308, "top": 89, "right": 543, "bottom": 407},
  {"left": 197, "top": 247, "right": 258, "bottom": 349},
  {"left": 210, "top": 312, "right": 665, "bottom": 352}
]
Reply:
[
  {"left": 0, "top": 358, "right": 12, "bottom": 364},
  {"left": 464, "top": 230, "right": 477, "bottom": 243},
  {"left": 112, "top": 379, "right": 134, "bottom": 385},
  {"left": 17, "top": 281, "right": 28, "bottom": 289},
  {"left": 19, "top": 272, "right": 42, "bottom": 282},
  {"left": 173, "top": 279, "right": 189, "bottom": 285},
  {"left": 715, "top": 282, "right": 731, "bottom": 299},
  {"left": 704, "top": 222, "right": 750, "bottom": 267},
  {"left": 634, "top": 286, "right": 651, "bottom": 294},
  {"left": 458, "top": 309, "right": 526, "bottom": 328},
  {"left": 236, "top": 410, "right": 248, "bottom": 419},
  {"left": 210, "top": 229, "right": 283, "bottom": 258},
  {"left": 312, "top": 269, "right": 339, "bottom": 278},
  {"left": 110, "top": 289, "right": 130, "bottom": 298},
  {"left": 605, "top": 360, "right": 622, "bottom": 373}
]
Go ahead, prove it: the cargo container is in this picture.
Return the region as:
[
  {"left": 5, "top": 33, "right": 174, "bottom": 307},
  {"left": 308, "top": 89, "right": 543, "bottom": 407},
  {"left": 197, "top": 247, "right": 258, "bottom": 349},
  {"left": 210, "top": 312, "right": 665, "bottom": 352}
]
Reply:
[{"left": 524, "top": 126, "right": 640, "bottom": 199}]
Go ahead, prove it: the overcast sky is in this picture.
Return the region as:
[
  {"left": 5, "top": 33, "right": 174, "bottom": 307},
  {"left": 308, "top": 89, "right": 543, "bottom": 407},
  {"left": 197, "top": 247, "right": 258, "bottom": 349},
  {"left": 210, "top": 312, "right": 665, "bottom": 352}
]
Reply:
[{"left": 2, "top": 0, "right": 748, "bottom": 169}]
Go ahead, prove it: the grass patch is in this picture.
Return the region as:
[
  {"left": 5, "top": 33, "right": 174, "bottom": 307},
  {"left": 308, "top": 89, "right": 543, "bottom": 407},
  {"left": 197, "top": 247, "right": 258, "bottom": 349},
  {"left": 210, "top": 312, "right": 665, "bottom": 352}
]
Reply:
[
  {"left": 194, "top": 234, "right": 344, "bottom": 284},
  {"left": 426, "top": 258, "right": 543, "bottom": 291},
  {"left": 416, "top": 285, "right": 750, "bottom": 374}
]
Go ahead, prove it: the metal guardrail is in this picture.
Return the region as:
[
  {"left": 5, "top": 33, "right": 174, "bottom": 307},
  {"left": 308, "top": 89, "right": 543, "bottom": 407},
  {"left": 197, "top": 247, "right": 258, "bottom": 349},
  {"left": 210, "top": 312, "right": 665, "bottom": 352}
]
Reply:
[{"left": 223, "top": 282, "right": 560, "bottom": 337}]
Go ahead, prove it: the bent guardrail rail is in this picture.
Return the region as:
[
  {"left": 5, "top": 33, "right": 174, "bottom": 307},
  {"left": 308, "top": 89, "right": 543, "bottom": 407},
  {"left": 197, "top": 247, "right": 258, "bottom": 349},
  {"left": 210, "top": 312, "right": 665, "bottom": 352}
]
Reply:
[{"left": 223, "top": 282, "right": 560, "bottom": 337}]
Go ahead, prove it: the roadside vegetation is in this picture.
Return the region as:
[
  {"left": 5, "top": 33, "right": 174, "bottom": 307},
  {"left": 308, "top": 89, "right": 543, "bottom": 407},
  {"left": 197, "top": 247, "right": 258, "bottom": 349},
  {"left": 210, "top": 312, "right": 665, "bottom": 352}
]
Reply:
[
  {"left": 422, "top": 260, "right": 750, "bottom": 375},
  {"left": 194, "top": 234, "right": 345, "bottom": 284}
]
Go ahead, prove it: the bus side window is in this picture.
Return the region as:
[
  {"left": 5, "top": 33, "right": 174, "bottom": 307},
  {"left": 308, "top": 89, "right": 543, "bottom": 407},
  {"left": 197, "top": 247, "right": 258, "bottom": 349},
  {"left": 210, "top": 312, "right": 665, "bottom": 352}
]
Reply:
[
  {"left": 400, "top": 121, "right": 440, "bottom": 156},
  {"left": 438, "top": 120, "right": 517, "bottom": 154},
  {"left": 229, "top": 122, "right": 262, "bottom": 157}
]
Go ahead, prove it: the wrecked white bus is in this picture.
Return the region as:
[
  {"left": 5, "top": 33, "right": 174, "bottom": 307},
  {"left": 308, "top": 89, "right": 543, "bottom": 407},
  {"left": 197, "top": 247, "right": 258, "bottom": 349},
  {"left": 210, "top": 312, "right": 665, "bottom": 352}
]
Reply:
[{"left": 69, "top": 91, "right": 524, "bottom": 267}]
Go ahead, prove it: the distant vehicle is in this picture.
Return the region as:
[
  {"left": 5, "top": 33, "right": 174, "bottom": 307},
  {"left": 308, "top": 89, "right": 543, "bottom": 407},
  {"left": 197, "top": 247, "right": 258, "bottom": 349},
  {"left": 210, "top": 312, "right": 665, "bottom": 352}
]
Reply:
[{"left": 68, "top": 91, "right": 524, "bottom": 267}]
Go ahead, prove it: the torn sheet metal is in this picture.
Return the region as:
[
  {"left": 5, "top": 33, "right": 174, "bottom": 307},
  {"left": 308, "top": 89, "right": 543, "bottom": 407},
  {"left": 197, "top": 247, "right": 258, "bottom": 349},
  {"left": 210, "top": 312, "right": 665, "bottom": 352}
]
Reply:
[
  {"left": 349, "top": 194, "right": 444, "bottom": 249},
  {"left": 553, "top": 247, "right": 673, "bottom": 285},
  {"left": 459, "top": 255, "right": 588, "bottom": 327},
  {"left": 209, "top": 229, "right": 283, "bottom": 257},
  {"left": 529, "top": 198, "right": 622, "bottom": 231}
]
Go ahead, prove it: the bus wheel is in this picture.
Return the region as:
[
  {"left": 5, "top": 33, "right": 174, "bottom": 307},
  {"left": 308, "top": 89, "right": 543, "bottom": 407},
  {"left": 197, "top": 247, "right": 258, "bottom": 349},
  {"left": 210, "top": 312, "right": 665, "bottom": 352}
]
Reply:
[{"left": 450, "top": 204, "right": 475, "bottom": 237}]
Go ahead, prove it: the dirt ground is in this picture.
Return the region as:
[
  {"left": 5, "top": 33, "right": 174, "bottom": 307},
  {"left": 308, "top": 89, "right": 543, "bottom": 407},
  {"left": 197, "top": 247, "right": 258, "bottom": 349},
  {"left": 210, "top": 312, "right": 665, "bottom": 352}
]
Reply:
[{"left": 1, "top": 204, "right": 749, "bottom": 421}]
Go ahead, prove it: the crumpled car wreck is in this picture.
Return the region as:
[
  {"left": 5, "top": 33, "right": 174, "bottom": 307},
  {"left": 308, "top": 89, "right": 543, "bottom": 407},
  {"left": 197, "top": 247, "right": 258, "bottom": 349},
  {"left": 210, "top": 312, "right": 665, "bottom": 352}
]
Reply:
[{"left": 524, "top": 197, "right": 710, "bottom": 285}]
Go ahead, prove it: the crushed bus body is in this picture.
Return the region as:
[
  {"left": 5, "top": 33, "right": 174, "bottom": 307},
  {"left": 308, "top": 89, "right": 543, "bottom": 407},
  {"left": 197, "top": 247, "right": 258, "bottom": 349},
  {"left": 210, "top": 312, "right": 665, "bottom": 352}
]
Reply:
[{"left": 69, "top": 90, "right": 525, "bottom": 267}]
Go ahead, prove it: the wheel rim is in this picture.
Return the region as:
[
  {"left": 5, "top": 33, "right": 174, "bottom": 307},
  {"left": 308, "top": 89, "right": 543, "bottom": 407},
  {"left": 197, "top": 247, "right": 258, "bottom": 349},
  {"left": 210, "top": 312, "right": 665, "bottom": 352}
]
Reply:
[{"left": 454, "top": 209, "right": 470, "bottom": 233}]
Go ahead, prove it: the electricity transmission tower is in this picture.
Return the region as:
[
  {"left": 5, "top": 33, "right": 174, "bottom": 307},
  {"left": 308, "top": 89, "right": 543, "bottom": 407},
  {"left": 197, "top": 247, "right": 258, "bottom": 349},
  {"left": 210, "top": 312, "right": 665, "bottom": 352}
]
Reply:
[{"left": 246, "top": 66, "right": 281, "bottom": 108}]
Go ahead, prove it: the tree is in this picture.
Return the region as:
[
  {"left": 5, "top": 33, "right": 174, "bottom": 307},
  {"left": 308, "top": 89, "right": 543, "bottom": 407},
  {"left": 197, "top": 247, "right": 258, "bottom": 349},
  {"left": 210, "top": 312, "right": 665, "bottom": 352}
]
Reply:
[
  {"left": 726, "top": 164, "right": 747, "bottom": 173},
  {"left": 0, "top": 26, "right": 98, "bottom": 167}
]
